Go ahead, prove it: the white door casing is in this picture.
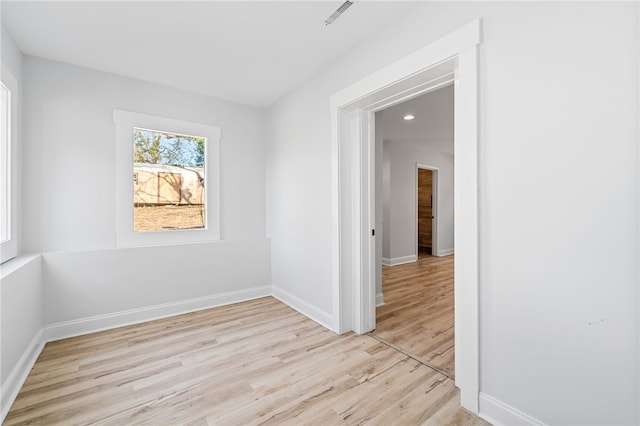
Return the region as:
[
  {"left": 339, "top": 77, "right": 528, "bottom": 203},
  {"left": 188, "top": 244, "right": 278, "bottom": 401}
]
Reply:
[{"left": 329, "top": 20, "right": 481, "bottom": 413}]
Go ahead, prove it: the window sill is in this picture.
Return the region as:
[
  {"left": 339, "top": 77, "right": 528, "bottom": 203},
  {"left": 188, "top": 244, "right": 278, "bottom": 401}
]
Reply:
[{"left": 0, "top": 253, "right": 41, "bottom": 280}]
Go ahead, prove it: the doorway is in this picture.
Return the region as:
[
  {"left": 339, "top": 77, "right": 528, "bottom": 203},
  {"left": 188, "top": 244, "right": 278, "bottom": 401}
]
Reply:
[
  {"left": 329, "top": 19, "right": 480, "bottom": 411},
  {"left": 371, "top": 88, "right": 455, "bottom": 378}
]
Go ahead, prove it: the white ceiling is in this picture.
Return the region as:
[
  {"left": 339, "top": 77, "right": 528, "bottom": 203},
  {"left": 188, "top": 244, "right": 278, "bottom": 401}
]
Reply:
[
  {"left": 380, "top": 84, "right": 454, "bottom": 154},
  {"left": 1, "top": 1, "right": 418, "bottom": 108}
]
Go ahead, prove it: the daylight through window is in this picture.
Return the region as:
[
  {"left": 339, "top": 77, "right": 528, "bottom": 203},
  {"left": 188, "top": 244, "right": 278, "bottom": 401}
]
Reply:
[
  {"left": 0, "top": 71, "right": 17, "bottom": 265},
  {"left": 133, "top": 128, "right": 206, "bottom": 232},
  {"left": 0, "top": 82, "right": 10, "bottom": 245}
]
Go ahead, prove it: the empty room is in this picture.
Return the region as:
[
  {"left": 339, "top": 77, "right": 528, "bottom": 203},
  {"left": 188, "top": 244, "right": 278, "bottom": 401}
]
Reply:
[{"left": 1, "top": 1, "right": 638, "bottom": 425}]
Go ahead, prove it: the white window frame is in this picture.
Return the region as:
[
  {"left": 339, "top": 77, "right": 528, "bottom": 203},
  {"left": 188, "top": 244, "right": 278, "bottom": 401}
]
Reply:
[
  {"left": 1, "top": 65, "right": 18, "bottom": 264},
  {"left": 114, "top": 110, "right": 221, "bottom": 247}
]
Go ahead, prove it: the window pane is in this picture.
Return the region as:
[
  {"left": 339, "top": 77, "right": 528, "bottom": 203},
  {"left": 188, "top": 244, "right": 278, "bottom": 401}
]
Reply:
[
  {"left": 132, "top": 128, "right": 206, "bottom": 232},
  {"left": 0, "top": 82, "right": 9, "bottom": 243}
]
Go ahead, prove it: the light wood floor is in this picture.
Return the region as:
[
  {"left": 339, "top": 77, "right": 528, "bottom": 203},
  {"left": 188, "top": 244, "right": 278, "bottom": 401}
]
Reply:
[
  {"left": 374, "top": 254, "right": 455, "bottom": 378},
  {"left": 5, "top": 296, "right": 488, "bottom": 425}
]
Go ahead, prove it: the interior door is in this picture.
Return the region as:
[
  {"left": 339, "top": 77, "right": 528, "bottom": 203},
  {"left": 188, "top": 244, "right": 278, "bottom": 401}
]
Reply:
[{"left": 418, "top": 168, "right": 433, "bottom": 254}]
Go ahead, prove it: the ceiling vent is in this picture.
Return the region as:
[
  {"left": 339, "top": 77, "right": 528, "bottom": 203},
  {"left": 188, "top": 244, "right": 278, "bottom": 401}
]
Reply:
[{"left": 324, "top": 1, "right": 354, "bottom": 25}]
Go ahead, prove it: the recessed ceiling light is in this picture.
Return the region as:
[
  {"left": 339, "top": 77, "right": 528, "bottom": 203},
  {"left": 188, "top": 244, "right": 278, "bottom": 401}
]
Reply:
[{"left": 404, "top": 114, "right": 415, "bottom": 120}]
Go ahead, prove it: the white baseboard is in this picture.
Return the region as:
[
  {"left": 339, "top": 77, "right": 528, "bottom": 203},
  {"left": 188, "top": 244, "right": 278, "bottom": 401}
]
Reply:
[
  {"left": 376, "top": 292, "right": 385, "bottom": 307},
  {"left": 382, "top": 255, "right": 417, "bottom": 266},
  {"left": 436, "top": 248, "right": 454, "bottom": 257},
  {"left": 479, "top": 392, "right": 547, "bottom": 426},
  {"left": 45, "top": 286, "right": 271, "bottom": 342},
  {"left": 1, "top": 329, "right": 45, "bottom": 422},
  {"left": 272, "top": 285, "right": 333, "bottom": 330}
]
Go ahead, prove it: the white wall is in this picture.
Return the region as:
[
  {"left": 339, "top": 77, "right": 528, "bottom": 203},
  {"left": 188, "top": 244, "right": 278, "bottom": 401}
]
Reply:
[
  {"left": 43, "top": 239, "right": 270, "bottom": 339},
  {"left": 23, "top": 56, "right": 266, "bottom": 252},
  {"left": 265, "top": 86, "right": 334, "bottom": 318},
  {"left": 381, "top": 140, "right": 390, "bottom": 260},
  {"left": 20, "top": 56, "right": 270, "bottom": 331},
  {"left": 386, "top": 142, "right": 454, "bottom": 259},
  {"left": 0, "top": 256, "right": 43, "bottom": 420},
  {"left": 266, "top": 2, "right": 639, "bottom": 425},
  {"left": 1, "top": 27, "right": 22, "bottom": 82}
]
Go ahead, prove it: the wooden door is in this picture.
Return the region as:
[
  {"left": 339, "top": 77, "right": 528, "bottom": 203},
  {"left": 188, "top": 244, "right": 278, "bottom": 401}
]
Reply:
[{"left": 418, "top": 168, "right": 433, "bottom": 253}]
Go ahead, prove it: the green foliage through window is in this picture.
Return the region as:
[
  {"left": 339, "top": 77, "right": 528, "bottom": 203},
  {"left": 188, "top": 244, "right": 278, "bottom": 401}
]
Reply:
[{"left": 133, "top": 128, "right": 205, "bottom": 167}]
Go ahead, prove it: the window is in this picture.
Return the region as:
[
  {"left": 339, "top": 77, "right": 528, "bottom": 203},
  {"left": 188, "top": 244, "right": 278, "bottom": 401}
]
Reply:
[
  {"left": 133, "top": 128, "right": 206, "bottom": 232},
  {"left": 1, "top": 66, "right": 17, "bottom": 264},
  {"left": 114, "top": 110, "right": 220, "bottom": 247}
]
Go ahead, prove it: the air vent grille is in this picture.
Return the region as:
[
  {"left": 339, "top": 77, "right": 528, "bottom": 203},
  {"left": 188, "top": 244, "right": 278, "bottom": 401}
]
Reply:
[{"left": 325, "top": 1, "right": 354, "bottom": 25}]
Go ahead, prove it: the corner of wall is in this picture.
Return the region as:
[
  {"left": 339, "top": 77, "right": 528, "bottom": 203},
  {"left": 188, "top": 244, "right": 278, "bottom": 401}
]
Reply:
[{"left": 271, "top": 285, "right": 334, "bottom": 331}]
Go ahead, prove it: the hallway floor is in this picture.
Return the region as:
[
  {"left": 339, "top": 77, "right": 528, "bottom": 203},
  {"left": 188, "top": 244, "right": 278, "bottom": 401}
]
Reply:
[{"left": 373, "top": 254, "right": 455, "bottom": 378}]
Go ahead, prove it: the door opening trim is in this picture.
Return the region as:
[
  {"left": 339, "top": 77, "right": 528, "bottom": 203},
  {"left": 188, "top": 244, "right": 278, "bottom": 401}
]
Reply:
[{"left": 329, "top": 19, "right": 481, "bottom": 413}]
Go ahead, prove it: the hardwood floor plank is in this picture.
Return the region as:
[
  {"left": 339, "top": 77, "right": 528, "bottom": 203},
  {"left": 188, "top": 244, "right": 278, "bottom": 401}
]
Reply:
[
  {"left": 374, "top": 254, "right": 456, "bottom": 377},
  {"left": 5, "top": 296, "right": 489, "bottom": 425}
]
